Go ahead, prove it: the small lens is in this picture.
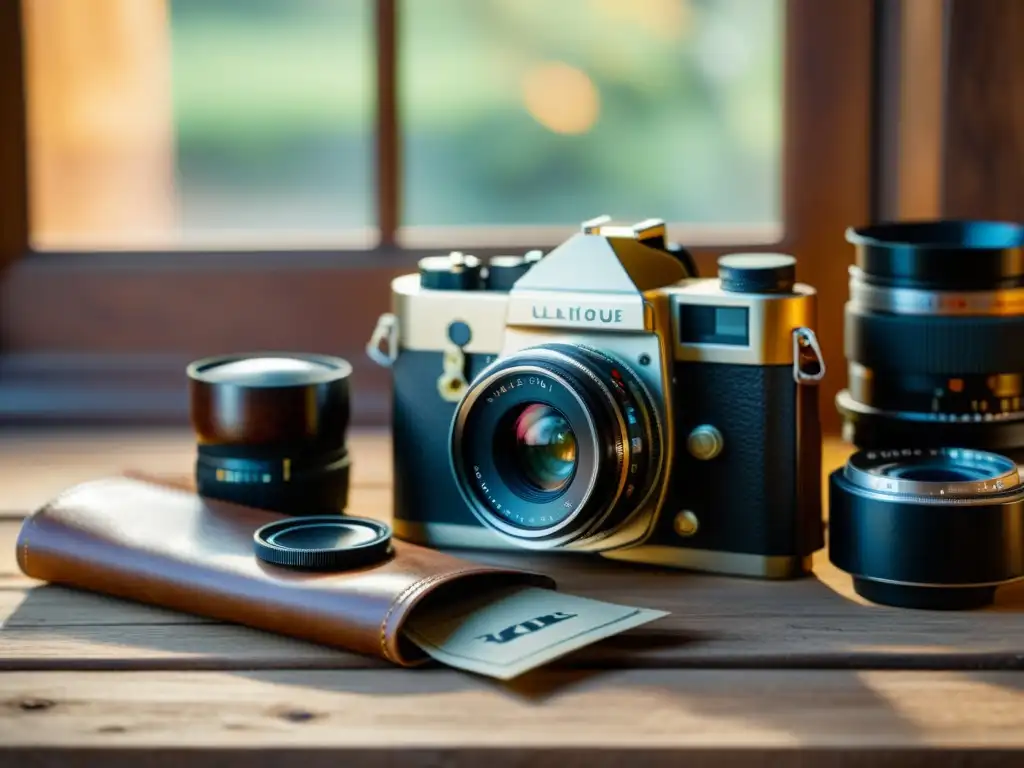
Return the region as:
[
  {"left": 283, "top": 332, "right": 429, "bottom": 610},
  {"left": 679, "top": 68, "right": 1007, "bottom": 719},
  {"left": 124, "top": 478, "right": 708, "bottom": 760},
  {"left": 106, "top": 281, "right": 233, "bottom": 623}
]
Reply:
[
  {"left": 187, "top": 352, "right": 353, "bottom": 515},
  {"left": 829, "top": 447, "right": 1024, "bottom": 610},
  {"left": 509, "top": 404, "right": 577, "bottom": 493}
]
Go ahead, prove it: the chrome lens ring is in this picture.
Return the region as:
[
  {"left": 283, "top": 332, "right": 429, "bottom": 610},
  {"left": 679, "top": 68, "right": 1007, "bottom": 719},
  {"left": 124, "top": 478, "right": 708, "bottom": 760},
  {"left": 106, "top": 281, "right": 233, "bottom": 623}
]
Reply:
[
  {"left": 849, "top": 267, "right": 1024, "bottom": 317},
  {"left": 844, "top": 447, "right": 1021, "bottom": 501}
]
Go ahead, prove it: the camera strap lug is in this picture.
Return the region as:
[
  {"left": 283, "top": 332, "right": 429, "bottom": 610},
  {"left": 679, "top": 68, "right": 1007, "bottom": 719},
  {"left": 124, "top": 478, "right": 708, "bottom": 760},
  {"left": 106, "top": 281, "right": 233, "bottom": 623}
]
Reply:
[
  {"left": 367, "top": 313, "right": 398, "bottom": 368},
  {"left": 793, "top": 327, "right": 825, "bottom": 385},
  {"left": 437, "top": 343, "right": 469, "bottom": 402}
]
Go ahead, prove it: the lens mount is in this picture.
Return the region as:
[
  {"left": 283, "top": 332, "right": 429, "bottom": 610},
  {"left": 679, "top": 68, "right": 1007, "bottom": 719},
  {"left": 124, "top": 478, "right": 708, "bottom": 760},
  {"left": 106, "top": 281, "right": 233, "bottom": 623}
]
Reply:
[
  {"left": 450, "top": 344, "right": 662, "bottom": 548},
  {"left": 829, "top": 447, "right": 1024, "bottom": 610}
]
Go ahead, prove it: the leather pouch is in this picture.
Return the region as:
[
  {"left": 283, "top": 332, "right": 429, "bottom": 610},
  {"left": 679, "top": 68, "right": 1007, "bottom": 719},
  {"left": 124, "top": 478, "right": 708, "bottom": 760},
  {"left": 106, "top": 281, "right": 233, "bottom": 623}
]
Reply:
[{"left": 15, "top": 476, "right": 554, "bottom": 666}]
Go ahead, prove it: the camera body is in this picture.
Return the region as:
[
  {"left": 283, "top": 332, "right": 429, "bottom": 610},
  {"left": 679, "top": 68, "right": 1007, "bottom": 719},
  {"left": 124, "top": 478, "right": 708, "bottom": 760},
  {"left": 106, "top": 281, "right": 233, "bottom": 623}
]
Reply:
[{"left": 370, "top": 217, "right": 826, "bottom": 578}]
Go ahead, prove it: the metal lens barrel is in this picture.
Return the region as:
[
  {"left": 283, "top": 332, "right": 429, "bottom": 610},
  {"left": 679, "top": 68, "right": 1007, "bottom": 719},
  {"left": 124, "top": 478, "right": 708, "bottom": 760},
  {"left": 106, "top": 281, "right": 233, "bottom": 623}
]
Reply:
[
  {"left": 450, "top": 343, "right": 663, "bottom": 549},
  {"left": 837, "top": 220, "right": 1024, "bottom": 458},
  {"left": 188, "top": 353, "right": 352, "bottom": 515}
]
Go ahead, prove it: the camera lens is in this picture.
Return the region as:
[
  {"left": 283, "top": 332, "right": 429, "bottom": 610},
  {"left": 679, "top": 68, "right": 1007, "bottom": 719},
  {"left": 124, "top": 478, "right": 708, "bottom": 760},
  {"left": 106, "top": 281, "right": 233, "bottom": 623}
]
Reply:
[
  {"left": 499, "top": 403, "right": 578, "bottom": 499},
  {"left": 837, "top": 220, "right": 1024, "bottom": 459},
  {"left": 187, "top": 352, "right": 352, "bottom": 515},
  {"left": 829, "top": 447, "right": 1024, "bottom": 610},
  {"left": 450, "top": 343, "right": 663, "bottom": 547}
]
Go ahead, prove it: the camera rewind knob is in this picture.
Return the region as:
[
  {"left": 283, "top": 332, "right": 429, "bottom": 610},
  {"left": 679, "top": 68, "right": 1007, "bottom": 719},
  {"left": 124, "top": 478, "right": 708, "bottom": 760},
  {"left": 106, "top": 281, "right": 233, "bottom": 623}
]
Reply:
[
  {"left": 718, "top": 253, "right": 796, "bottom": 294},
  {"left": 419, "top": 252, "right": 483, "bottom": 290},
  {"left": 484, "top": 250, "right": 544, "bottom": 291}
]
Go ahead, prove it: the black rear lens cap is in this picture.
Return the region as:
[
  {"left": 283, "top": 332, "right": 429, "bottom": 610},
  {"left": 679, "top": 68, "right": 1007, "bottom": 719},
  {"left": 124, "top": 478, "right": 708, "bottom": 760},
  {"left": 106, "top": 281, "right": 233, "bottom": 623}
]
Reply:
[{"left": 254, "top": 516, "right": 393, "bottom": 571}]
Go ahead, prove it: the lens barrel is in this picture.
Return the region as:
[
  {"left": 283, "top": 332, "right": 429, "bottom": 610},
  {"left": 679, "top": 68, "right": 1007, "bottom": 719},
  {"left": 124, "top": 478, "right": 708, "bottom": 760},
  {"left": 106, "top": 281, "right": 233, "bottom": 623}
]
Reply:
[
  {"left": 829, "top": 447, "right": 1024, "bottom": 610},
  {"left": 188, "top": 353, "right": 353, "bottom": 515},
  {"left": 450, "top": 344, "right": 662, "bottom": 547},
  {"left": 838, "top": 220, "right": 1024, "bottom": 458}
]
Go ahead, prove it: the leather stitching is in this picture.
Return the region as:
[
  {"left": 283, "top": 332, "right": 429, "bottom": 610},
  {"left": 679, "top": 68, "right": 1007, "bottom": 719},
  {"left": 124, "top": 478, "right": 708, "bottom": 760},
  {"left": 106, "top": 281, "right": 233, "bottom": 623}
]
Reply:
[{"left": 379, "top": 567, "right": 489, "bottom": 665}]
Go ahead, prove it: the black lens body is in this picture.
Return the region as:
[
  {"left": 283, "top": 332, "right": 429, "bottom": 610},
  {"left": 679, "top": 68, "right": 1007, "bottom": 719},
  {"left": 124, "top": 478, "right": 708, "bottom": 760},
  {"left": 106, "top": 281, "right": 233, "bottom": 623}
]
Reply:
[
  {"left": 829, "top": 447, "right": 1024, "bottom": 610},
  {"left": 187, "top": 353, "right": 353, "bottom": 515},
  {"left": 450, "top": 343, "right": 661, "bottom": 546},
  {"left": 838, "top": 220, "right": 1024, "bottom": 459}
]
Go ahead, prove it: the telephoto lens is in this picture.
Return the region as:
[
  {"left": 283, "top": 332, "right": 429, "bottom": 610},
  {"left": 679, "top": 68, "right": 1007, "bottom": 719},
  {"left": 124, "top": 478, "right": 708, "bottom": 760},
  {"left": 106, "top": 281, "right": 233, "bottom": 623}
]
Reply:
[
  {"left": 837, "top": 220, "right": 1024, "bottom": 459},
  {"left": 187, "top": 353, "right": 353, "bottom": 515},
  {"left": 829, "top": 447, "right": 1024, "bottom": 610}
]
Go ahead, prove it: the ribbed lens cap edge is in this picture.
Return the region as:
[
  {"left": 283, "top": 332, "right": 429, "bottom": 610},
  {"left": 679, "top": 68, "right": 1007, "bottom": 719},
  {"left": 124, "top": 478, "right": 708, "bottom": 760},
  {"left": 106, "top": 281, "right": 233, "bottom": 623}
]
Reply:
[{"left": 254, "top": 516, "right": 393, "bottom": 571}]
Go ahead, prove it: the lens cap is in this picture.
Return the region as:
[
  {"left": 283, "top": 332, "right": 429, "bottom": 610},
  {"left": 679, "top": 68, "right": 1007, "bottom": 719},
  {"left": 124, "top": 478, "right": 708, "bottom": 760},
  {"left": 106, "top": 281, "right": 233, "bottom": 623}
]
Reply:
[{"left": 254, "top": 516, "right": 393, "bottom": 571}]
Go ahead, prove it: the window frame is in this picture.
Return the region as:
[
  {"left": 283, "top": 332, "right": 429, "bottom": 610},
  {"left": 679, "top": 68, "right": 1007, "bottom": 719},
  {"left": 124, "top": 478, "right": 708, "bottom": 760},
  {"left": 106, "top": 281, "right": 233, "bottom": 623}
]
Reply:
[{"left": 0, "top": 0, "right": 875, "bottom": 429}]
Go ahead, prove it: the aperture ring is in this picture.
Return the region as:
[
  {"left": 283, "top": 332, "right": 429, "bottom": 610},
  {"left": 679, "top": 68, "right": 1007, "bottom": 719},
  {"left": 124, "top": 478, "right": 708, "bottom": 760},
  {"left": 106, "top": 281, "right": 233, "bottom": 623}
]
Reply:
[{"left": 845, "top": 304, "right": 1024, "bottom": 374}]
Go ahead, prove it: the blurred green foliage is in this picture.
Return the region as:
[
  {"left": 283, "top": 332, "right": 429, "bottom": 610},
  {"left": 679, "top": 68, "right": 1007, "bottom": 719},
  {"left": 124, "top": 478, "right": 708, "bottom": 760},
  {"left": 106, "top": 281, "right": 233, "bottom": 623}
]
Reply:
[{"left": 169, "top": 0, "right": 781, "bottom": 233}]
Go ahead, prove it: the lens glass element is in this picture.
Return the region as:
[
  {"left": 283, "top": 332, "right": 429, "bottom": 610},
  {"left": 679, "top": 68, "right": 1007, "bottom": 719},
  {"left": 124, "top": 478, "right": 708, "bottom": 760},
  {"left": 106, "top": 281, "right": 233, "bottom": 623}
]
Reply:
[
  {"left": 451, "top": 343, "right": 662, "bottom": 545},
  {"left": 505, "top": 403, "right": 577, "bottom": 494}
]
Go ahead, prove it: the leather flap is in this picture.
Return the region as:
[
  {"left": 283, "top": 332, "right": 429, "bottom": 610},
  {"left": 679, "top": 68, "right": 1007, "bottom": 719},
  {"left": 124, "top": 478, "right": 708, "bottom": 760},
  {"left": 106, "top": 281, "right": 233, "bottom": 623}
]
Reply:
[{"left": 16, "top": 476, "right": 554, "bottom": 666}]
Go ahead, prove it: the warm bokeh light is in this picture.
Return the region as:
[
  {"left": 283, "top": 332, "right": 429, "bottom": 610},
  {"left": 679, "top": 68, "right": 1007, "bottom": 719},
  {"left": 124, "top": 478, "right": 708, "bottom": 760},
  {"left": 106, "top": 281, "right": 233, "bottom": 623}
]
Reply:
[{"left": 521, "top": 62, "right": 601, "bottom": 135}]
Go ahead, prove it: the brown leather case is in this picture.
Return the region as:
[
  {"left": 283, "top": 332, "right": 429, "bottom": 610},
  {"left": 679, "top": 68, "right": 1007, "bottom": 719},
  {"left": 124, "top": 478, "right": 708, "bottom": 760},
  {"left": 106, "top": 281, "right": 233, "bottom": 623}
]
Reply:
[{"left": 15, "top": 476, "right": 554, "bottom": 666}]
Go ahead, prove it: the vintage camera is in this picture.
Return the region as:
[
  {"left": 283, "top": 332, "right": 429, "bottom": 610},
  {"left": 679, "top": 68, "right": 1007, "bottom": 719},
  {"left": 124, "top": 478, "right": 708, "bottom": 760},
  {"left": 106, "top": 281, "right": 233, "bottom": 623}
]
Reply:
[{"left": 368, "top": 217, "right": 826, "bottom": 578}]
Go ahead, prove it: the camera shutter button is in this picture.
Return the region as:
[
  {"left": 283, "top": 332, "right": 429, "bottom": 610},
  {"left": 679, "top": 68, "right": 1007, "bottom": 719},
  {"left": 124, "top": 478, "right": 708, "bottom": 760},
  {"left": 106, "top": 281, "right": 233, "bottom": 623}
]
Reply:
[{"left": 687, "top": 424, "right": 724, "bottom": 460}]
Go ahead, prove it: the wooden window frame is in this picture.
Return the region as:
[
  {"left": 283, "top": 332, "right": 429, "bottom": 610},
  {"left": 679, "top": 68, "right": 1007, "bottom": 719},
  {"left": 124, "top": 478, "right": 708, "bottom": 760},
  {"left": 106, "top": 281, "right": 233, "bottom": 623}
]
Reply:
[{"left": 0, "top": 0, "right": 876, "bottom": 429}]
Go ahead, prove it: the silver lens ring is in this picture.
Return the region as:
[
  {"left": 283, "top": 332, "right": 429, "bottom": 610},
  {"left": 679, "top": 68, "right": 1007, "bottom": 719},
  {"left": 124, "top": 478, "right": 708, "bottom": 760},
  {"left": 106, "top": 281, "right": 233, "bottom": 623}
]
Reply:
[
  {"left": 849, "top": 267, "right": 1024, "bottom": 316},
  {"left": 844, "top": 447, "right": 1021, "bottom": 499}
]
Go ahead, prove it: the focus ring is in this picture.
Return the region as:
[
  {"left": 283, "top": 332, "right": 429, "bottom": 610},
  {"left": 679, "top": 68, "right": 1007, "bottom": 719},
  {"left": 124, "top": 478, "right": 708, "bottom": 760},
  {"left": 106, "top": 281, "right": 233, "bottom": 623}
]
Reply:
[{"left": 845, "top": 304, "right": 1024, "bottom": 374}]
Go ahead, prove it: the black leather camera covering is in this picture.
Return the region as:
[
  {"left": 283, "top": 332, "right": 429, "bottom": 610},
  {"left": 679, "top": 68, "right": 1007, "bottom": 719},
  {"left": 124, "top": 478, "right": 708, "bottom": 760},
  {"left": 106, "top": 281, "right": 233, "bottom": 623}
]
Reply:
[
  {"left": 660, "top": 361, "right": 821, "bottom": 557},
  {"left": 392, "top": 349, "right": 495, "bottom": 531}
]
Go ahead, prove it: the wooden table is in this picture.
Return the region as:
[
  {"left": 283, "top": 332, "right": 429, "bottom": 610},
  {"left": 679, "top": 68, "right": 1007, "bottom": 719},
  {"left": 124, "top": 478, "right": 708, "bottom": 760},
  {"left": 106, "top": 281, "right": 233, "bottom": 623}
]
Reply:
[{"left": 1, "top": 429, "right": 1023, "bottom": 766}]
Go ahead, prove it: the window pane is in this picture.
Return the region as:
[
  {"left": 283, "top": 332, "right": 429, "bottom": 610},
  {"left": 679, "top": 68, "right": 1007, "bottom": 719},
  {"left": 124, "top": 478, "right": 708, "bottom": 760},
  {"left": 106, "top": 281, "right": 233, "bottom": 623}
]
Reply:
[
  {"left": 400, "top": 0, "right": 782, "bottom": 230},
  {"left": 24, "top": 0, "right": 373, "bottom": 250}
]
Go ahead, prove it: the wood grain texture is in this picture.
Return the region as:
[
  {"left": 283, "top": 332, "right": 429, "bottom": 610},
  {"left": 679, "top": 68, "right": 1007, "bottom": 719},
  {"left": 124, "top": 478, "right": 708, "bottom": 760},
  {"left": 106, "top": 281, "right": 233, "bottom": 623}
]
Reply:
[
  {"left": 0, "top": 669, "right": 1022, "bottom": 760},
  {"left": 1, "top": 432, "right": 1022, "bottom": 673},
  {"left": 1, "top": 429, "right": 1023, "bottom": 759},
  {"left": 0, "top": 0, "right": 28, "bottom": 274},
  {"left": 943, "top": 0, "right": 1024, "bottom": 221}
]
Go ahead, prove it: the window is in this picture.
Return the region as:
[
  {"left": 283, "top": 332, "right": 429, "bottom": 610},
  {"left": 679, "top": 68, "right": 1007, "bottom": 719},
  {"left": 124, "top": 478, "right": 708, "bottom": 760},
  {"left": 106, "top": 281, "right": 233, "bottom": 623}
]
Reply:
[{"left": 0, "top": 0, "right": 873, "bottom": 427}]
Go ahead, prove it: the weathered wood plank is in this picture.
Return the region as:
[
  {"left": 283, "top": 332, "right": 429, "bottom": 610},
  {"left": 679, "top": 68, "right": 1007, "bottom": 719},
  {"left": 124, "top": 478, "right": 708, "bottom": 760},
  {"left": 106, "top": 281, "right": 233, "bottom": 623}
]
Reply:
[
  {"left": 0, "top": 428, "right": 392, "bottom": 515},
  {"left": 1, "top": 431, "right": 1022, "bottom": 673},
  {"left": 0, "top": 669, "right": 1022, "bottom": 765},
  {"left": 1, "top": 531, "right": 1022, "bottom": 671}
]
